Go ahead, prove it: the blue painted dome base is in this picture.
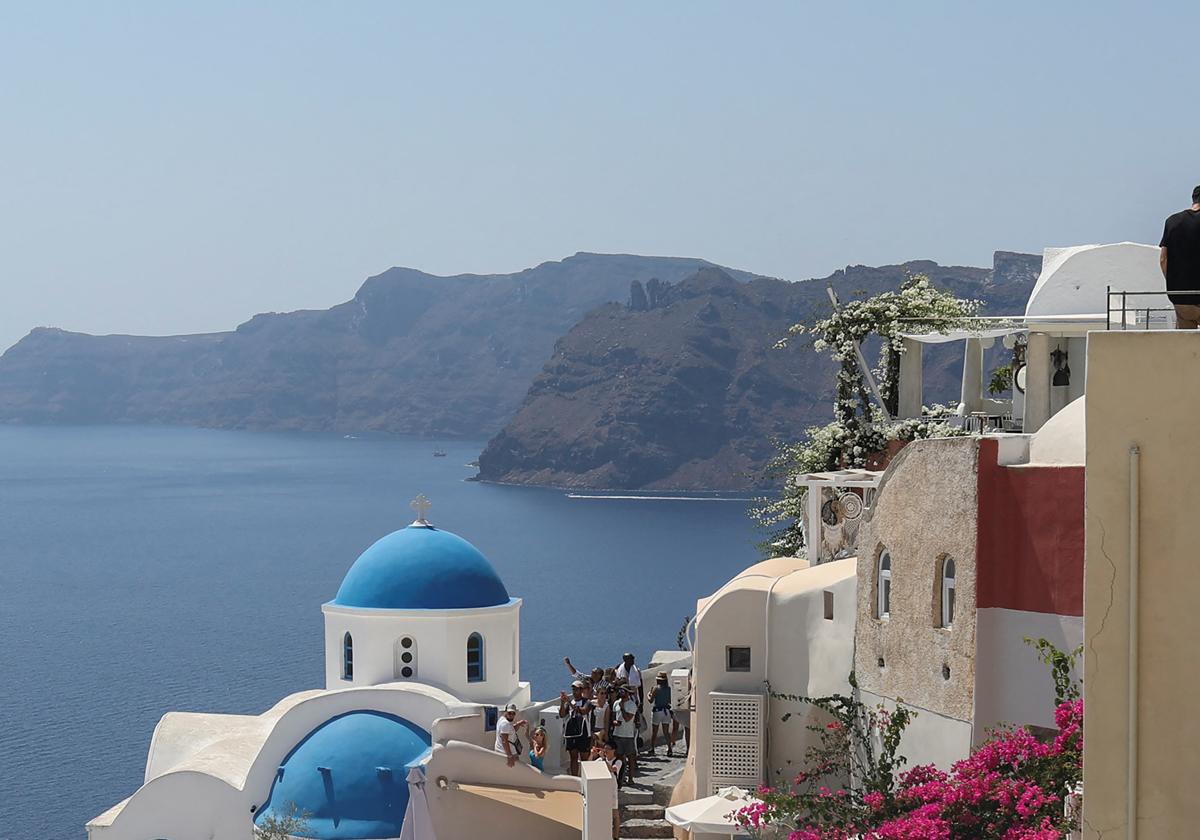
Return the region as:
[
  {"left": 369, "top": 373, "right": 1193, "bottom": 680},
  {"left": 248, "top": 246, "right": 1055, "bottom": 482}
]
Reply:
[{"left": 254, "top": 711, "right": 432, "bottom": 840}]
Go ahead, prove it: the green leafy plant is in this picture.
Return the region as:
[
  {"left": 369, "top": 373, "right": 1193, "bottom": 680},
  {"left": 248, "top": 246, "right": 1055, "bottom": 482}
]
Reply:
[
  {"left": 254, "top": 803, "right": 312, "bottom": 840},
  {"left": 676, "top": 614, "right": 692, "bottom": 651},
  {"left": 1024, "top": 637, "right": 1082, "bottom": 705},
  {"left": 987, "top": 364, "right": 1014, "bottom": 396}
]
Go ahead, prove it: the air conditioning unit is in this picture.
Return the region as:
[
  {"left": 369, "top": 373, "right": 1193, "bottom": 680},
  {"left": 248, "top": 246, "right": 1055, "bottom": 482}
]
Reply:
[
  {"left": 670, "top": 669, "right": 690, "bottom": 712},
  {"left": 709, "top": 691, "right": 764, "bottom": 794}
]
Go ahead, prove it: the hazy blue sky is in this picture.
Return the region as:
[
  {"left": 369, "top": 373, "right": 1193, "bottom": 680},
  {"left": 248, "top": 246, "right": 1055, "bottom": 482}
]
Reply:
[{"left": 2, "top": 2, "right": 1196, "bottom": 351}]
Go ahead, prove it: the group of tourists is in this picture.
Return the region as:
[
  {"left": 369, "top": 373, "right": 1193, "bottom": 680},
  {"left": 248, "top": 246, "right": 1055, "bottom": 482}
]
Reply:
[
  {"left": 557, "top": 651, "right": 687, "bottom": 785},
  {"left": 492, "top": 650, "right": 690, "bottom": 789}
]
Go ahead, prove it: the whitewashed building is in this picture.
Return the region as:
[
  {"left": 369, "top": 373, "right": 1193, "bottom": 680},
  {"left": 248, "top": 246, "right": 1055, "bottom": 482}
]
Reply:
[
  {"left": 684, "top": 244, "right": 1146, "bottom": 793},
  {"left": 86, "top": 498, "right": 616, "bottom": 840}
]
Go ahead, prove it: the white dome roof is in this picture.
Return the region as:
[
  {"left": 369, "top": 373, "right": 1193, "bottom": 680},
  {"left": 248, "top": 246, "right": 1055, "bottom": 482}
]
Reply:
[
  {"left": 1025, "top": 243, "right": 1165, "bottom": 323},
  {"left": 1028, "top": 396, "right": 1085, "bottom": 466}
]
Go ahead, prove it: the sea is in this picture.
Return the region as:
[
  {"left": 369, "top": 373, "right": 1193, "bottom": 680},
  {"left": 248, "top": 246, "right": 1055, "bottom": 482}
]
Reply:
[{"left": 0, "top": 425, "right": 759, "bottom": 840}]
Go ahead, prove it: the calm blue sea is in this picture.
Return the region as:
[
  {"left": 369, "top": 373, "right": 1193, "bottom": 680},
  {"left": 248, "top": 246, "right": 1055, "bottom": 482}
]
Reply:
[{"left": 0, "top": 426, "right": 758, "bottom": 840}]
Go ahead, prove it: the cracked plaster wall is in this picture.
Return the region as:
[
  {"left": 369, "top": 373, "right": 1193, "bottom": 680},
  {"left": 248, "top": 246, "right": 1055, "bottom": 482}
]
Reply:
[{"left": 1082, "top": 332, "right": 1200, "bottom": 839}]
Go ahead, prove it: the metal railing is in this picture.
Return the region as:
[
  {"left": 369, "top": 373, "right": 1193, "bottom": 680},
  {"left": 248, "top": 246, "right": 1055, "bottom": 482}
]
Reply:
[{"left": 1106, "top": 286, "right": 1200, "bottom": 330}]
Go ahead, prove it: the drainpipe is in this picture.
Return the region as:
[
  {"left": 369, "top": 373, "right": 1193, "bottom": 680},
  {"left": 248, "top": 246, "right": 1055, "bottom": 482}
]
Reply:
[
  {"left": 762, "top": 573, "right": 783, "bottom": 779},
  {"left": 1127, "top": 444, "right": 1140, "bottom": 840},
  {"left": 762, "top": 567, "right": 807, "bottom": 782}
]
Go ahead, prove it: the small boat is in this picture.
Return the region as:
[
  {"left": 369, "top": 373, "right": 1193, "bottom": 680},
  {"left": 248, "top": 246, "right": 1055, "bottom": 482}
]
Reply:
[{"left": 432, "top": 449, "right": 447, "bottom": 457}]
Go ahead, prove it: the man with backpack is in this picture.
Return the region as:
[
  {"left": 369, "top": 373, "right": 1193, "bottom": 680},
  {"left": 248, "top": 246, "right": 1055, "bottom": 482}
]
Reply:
[{"left": 558, "top": 680, "right": 592, "bottom": 776}]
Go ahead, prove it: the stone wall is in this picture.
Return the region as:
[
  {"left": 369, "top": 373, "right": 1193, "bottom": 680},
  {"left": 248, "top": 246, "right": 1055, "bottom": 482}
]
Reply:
[{"left": 854, "top": 437, "right": 980, "bottom": 725}]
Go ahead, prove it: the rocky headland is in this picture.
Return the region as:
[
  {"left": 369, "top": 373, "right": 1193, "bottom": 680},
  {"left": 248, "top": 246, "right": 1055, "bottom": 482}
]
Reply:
[
  {"left": 0, "top": 250, "right": 1041, "bottom": 491},
  {"left": 476, "top": 253, "right": 1041, "bottom": 491}
]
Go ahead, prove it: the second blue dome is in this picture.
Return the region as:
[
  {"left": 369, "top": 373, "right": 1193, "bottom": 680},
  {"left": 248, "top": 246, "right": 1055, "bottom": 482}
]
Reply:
[{"left": 332, "top": 525, "right": 510, "bottom": 610}]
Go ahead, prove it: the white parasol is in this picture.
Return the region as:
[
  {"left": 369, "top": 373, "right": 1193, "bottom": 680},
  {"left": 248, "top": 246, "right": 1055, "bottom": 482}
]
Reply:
[{"left": 664, "top": 785, "right": 756, "bottom": 836}]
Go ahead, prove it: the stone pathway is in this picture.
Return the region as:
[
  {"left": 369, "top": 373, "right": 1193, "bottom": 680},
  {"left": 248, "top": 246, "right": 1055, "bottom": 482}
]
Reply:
[{"left": 616, "top": 749, "right": 687, "bottom": 839}]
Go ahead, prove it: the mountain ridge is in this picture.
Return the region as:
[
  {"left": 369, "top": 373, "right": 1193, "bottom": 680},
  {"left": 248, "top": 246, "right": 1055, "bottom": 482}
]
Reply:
[
  {"left": 475, "top": 252, "right": 1042, "bottom": 491},
  {"left": 0, "top": 253, "right": 765, "bottom": 436}
]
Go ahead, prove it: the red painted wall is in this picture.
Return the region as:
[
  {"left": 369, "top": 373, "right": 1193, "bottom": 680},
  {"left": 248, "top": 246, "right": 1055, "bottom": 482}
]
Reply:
[{"left": 975, "top": 438, "right": 1084, "bottom": 616}]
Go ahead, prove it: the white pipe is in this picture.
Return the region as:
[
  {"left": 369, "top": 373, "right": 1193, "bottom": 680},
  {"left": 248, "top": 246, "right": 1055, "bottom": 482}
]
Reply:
[{"left": 1127, "top": 444, "right": 1140, "bottom": 840}]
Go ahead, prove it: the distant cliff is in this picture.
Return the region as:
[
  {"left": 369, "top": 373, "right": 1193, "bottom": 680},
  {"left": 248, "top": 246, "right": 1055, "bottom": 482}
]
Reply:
[
  {"left": 0, "top": 253, "right": 761, "bottom": 436},
  {"left": 476, "top": 253, "right": 1042, "bottom": 491}
]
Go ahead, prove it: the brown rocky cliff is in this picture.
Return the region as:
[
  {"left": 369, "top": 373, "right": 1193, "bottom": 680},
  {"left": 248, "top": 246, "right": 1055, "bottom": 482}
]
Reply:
[{"left": 477, "top": 253, "right": 1041, "bottom": 492}]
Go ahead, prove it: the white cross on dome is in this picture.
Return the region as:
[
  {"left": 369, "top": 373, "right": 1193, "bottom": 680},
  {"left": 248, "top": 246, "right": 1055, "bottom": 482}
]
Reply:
[{"left": 410, "top": 494, "right": 433, "bottom": 526}]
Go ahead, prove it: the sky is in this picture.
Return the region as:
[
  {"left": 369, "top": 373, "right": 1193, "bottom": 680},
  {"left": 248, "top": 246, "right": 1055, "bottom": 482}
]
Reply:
[{"left": 1, "top": 1, "right": 1197, "bottom": 352}]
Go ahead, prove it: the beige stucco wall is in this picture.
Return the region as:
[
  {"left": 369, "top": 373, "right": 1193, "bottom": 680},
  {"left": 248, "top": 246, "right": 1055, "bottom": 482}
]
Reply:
[
  {"left": 764, "top": 560, "right": 856, "bottom": 785},
  {"left": 1083, "top": 331, "right": 1200, "bottom": 839},
  {"left": 691, "top": 558, "right": 856, "bottom": 796},
  {"left": 693, "top": 582, "right": 771, "bottom": 796},
  {"left": 854, "top": 437, "right": 979, "bottom": 726}
]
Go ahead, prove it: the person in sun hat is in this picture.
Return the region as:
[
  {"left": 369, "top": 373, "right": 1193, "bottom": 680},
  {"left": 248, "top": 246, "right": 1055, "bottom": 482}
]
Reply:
[
  {"left": 646, "top": 671, "right": 675, "bottom": 757},
  {"left": 495, "top": 703, "right": 528, "bottom": 767}
]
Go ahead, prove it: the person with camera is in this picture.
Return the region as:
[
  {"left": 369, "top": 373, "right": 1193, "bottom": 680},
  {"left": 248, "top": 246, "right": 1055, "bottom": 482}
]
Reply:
[{"left": 558, "top": 680, "right": 592, "bottom": 776}]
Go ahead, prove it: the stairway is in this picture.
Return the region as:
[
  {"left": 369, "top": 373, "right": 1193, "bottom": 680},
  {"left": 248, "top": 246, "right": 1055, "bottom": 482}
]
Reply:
[{"left": 616, "top": 750, "right": 687, "bottom": 839}]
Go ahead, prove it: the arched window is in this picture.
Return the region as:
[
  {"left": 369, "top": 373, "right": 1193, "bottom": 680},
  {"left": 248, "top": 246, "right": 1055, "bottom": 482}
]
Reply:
[
  {"left": 342, "top": 632, "right": 354, "bottom": 680},
  {"left": 941, "top": 558, "right": 956, "bottom": 628},
  {"left": 466, "top": 632, "right": 485, "bottom": 683},
  {"left": 877, "top": 550, "right": 892, "bottom": 620}
]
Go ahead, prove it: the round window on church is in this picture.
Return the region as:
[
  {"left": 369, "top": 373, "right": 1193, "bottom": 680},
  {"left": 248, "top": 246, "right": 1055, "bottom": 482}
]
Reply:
[
  {"left": 401, "top": 652, "right": 413, "bottom": 664},
  {"left": 401, "top": 637, "right": 414, "bottom": 649},
  {"left": 401, "top": 666, "right": 414, "bottom": 678}
]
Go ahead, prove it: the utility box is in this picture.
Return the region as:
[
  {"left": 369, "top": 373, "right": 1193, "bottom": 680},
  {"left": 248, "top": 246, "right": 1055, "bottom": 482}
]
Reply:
[{"left": 670, "top": 668, "right": 690, "bottom": 712}]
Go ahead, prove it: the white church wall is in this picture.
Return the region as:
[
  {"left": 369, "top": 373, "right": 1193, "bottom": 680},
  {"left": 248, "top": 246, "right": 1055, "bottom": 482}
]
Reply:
[
  {"left": 433, "top": 712, "right": 495, "bottom": 749},
  {"left": 93, "top": 686, "right": 467, "bottom": 840},
  {"left": 144, "top": 711, "right": 268, "bottom": 784},
  {"left": 87, "top": 771, "right": 249, "bottom": 840},
  {"left": 323, "top": 599, "right": 523, "bottom": 704},
  {"left": 239, "top": 684, "right": 463, "bottom": 810},
  {"left": 425, "top": 741, "right": 584, "bottom": 840}
]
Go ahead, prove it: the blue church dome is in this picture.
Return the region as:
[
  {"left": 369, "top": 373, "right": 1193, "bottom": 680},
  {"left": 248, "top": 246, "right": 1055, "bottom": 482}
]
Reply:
[
  {"left": 254, "top": 710, "right": 431, "bottom": 839},
  {"left": 331, "top": 525, "right": 511, "bottom": 610}
]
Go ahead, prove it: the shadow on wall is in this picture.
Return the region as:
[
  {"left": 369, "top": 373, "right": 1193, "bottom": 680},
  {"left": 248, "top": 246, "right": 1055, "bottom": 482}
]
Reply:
[{"left": 425, "top": 740, "right": 584, "bottom": 840}]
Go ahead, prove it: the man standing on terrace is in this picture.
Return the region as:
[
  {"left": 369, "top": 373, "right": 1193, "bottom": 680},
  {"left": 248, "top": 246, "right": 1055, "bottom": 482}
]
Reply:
[{"left": 1160, "top": 185, "right": 1200, "bottom": 328}]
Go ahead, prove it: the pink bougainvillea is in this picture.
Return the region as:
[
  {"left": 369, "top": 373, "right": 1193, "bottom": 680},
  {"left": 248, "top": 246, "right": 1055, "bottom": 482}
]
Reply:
[{"left": 735, "top": 696, "right": 1083, "bottom": 840}]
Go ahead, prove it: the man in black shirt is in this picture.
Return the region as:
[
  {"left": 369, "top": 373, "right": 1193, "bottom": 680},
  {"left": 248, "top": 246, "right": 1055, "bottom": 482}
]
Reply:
[{"left": 1160, "top": 185, "right": 1200, "bottom": 328}]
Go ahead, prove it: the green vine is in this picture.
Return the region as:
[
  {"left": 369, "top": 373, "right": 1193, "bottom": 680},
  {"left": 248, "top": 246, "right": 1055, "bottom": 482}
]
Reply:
[{"left": 1024, "top": 637, "right": 1082, "bottom": 706}]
